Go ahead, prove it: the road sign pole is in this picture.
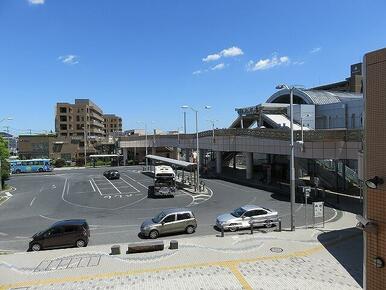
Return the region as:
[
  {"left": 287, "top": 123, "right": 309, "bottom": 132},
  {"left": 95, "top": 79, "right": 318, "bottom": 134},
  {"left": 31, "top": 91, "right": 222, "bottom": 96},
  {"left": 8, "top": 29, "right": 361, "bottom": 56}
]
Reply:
[{"left": 305, "top": 192, "right": 307, "bottom": 229}]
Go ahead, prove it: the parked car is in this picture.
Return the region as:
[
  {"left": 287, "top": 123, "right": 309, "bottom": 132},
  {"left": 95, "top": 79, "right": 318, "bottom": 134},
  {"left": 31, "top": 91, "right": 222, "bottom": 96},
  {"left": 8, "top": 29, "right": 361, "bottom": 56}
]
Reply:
[
  {"left": 29, "top": 219, "right": 90, "bottom": 251},
  {"left": 103, "top": 169, "right": 120, "bottom": 180},
  {"left": 140, "top": 208, "right": 197, "bottom": 239},
  {"left": 216, "top": 205, "right": 278, "bottom": 231}
]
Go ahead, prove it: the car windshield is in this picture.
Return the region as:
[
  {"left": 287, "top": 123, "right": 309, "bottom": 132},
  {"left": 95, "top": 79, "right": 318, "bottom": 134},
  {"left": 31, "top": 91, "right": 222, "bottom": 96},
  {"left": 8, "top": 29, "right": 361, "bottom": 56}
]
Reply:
[
  {"left": 231, "top": 207, "right": 246, "bottom": 218},
  {"left": 152, "top": 212, "right": 166, "bottom": 223}
]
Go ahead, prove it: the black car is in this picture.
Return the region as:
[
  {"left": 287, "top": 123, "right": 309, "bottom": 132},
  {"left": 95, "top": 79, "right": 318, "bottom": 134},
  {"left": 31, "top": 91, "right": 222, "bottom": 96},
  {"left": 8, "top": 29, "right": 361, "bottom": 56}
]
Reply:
[
  {"left": 103, "top": 169, "right": 120, "bottom": 180},
  {"left": 29, "top": 219, "right": 90, "bottom": 251}
]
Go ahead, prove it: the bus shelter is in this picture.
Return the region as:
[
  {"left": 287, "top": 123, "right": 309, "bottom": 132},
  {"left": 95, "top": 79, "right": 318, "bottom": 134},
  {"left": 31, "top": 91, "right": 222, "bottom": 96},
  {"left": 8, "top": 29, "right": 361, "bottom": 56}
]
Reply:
[
  {"left": 145, "top": 155, "right": 197, "bottom": 187},
  {"left": 89, "top": 154, "right": 122, "bottom": 167}
]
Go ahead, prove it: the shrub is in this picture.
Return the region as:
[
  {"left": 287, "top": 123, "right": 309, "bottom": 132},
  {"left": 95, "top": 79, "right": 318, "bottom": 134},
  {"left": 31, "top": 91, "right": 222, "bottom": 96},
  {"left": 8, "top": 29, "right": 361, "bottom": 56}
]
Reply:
[
  {"left": 54, "top": 158, "right": 66, "bottom": 168},
  {"left": 76, "top": 158, "right": 85, "bottom": 167}
]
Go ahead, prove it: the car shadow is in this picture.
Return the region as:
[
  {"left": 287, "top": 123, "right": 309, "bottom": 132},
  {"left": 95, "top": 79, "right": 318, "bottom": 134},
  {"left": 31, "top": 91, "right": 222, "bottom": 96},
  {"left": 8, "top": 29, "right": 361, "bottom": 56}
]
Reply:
[{"left": 317, "top": 227, "right": 363, "bottom": 287}]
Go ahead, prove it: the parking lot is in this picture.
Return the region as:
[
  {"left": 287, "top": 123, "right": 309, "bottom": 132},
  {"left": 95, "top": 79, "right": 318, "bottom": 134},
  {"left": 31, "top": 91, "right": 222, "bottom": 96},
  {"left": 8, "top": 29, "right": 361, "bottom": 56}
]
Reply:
[{"left": 0, "top": 166, "right": 338, "bottom": 252}]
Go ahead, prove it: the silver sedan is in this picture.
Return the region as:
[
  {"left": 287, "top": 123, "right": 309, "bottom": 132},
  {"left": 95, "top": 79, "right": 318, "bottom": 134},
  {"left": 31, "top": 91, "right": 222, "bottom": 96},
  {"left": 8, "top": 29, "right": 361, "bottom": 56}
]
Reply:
[{"left": 216, "top": 205, "right": 278, "bottom": 231}]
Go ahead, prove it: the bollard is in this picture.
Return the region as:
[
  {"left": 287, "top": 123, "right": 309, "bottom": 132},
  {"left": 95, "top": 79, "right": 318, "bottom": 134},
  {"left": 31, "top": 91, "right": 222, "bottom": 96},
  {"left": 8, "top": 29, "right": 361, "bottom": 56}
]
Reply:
[
  {"left": 275, "top": 219, "right": 282, "bottom": 232},
  {"left": 169, "top": 240, "right": 178, "bottom": 250},
  {"left": 110, "top": 245, "right": 121, "bottom": 255},
  {"left": 250, "top": 223, "right": 254, "bottom": 234},
  {"left": 221, "top": 225, "right": 225, "bottom": 237}
]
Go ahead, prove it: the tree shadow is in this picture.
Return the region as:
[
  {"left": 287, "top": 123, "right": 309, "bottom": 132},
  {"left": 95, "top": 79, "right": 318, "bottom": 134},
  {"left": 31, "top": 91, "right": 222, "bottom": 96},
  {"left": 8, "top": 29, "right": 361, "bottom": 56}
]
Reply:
[{"left": 317, "top": 227, "right": 363, "bottom": 287}]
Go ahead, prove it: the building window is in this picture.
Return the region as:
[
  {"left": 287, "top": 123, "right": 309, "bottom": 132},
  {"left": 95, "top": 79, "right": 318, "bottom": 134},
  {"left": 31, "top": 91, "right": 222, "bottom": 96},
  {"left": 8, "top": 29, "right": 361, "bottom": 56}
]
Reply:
[
  {"left": 60, "top": 124, "right": 67, "bottom": 130},
  {"left": 60, "top": 116, "right": 67, "bottom": 122},
  {"left": 59, "top": 107, "right": 67, "bottom": 113}
]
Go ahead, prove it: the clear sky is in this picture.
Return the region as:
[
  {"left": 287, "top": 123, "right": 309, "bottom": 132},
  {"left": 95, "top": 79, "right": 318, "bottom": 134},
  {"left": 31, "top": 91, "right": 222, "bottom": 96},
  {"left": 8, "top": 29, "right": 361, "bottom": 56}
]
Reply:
[{"left": 1, "top": 0, "right": 386, "bottom": 135}]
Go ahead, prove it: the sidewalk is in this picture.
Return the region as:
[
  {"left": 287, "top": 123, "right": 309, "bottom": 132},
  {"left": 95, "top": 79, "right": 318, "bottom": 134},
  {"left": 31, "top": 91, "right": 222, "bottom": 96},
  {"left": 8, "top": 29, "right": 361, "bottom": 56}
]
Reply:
[{"left": 0, "top": 211, "right": 362, "bottom": 289}]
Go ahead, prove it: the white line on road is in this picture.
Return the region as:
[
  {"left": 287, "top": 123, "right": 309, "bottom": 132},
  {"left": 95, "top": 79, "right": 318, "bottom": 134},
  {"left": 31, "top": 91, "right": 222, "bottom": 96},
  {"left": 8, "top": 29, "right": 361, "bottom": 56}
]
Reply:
[
  {"left": 4, "top": 192, "right": 13, "bottom": 198},
  {"left": 119, "top": 176, "right": 140, "bottom": 193},
  {"left": 91, "top": 178, "right": 103, "bottom": 196},
  {"left": 0, "top": 232, "right": 8, "bottom": 236},
  {"left": 30, "top": 196, "right": 36, "bottom": 207},
  {"left": 89, "top": 180, "right": 96, "bottom": 192},
  {"left": 62, "top": 178, "right": 68, "bottom": 198},
  {"left": 104, "top": 177, "right": 122, "bottom": 194},
  {"left": 122, "top": 173, "right": 148, "bottom": 189}
]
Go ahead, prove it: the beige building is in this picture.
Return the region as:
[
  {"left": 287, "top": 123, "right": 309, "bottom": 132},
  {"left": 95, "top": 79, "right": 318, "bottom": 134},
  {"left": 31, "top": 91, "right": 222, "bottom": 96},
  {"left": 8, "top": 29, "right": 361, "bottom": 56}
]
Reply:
[
  {"left": 363, "top": 47, "right": 386, "bottom": 289},
  {"left": 104, "top": 114, "right": 122, "bottom": 136},
  {"left": 55, "top": 99, "right": 105, "bottom": 140},
  {"left": 18, "top": 134, "right": 84, "bottom": 160}
]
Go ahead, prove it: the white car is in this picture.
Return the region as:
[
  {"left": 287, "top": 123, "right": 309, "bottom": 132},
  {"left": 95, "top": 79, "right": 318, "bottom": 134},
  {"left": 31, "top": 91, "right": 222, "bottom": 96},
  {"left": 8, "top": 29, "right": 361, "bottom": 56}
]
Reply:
[{"left": 216, "top": 205, "right": 278, "bottom": 231}]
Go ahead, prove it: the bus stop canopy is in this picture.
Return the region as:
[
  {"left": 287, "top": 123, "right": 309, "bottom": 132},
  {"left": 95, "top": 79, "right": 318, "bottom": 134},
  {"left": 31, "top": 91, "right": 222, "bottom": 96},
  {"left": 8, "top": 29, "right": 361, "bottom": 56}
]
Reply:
[{"left": 145, "top": 155, "right": 196, "bottom": 170}]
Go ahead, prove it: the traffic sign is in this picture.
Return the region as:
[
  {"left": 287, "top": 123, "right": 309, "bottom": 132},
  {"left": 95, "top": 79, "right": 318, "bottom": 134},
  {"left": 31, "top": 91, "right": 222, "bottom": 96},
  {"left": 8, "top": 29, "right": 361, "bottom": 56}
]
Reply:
[{"left": 313, "top": 201, "right": 324, "bottom": 218}]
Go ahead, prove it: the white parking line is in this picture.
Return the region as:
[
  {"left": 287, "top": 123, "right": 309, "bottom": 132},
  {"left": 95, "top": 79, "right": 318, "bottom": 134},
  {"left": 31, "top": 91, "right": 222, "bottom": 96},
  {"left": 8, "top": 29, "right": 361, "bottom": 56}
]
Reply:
[
  {"left": 89, "top": 180, "right": 96, "bottom": 192},
  {"left": 91, "top": 178, "right": 103, "bottom": 196},
  {"left": 122, "top": 173, "right": 148, "bottom": 189},
  {"left": 104, "top": 177, "right": 122, "bottom": 194},
  {"left": 119, "top": 176, "right": 140, "bottom": 193}
]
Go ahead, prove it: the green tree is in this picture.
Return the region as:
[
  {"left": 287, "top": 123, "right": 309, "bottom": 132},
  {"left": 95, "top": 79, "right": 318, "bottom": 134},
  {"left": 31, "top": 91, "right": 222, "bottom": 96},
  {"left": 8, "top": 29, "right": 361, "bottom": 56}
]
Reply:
[{"left": 0, "top": 137, "right": 10, "bottom": 189}]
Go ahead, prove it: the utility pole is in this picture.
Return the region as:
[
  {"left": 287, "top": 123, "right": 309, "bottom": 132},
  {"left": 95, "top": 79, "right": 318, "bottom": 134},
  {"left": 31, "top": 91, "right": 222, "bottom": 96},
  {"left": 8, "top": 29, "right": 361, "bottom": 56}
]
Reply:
[
  {"left": 84, "top": 123, "right": 87, "bottom": 167},
  {"left": 183, "top": 111, "right": 187, "bottom": 134}
]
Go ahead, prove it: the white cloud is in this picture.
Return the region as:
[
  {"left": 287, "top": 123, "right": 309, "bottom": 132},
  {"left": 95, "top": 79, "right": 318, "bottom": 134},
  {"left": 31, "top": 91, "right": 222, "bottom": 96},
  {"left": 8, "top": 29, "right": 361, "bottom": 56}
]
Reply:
[
  {"left": 247, "top": 55, "right": 290, "bottom": 71},
  {"left": 192, "top": 70, "right": 203, "bottom": 75},
  {"left": 221, "top": 46, "right": 244, "bottom": 57},
  {"left": 211, "top": 63, "right": 225, "bottom": 71},
  {"left": 310, "top": 47, "right": 322, "bottom": 54},
  {"left": 293, "top": 60, "right": 305, "bottom": 65},
  {"left": 28, "top": 0, "right": 45, "bottom": 4},
  {"left": 202, "top": 46, "right": 243, "bottom": 62},
  {"left": 202, "top": 54, "right": 221, "bottom": 62},
  {"left": 58, "top": 55, "right": 79, "bottom": 65}
]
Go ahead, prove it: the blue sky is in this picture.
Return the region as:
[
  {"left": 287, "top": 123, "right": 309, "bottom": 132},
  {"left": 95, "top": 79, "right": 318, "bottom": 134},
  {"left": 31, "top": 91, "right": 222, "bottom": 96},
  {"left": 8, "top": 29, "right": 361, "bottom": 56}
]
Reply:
[{"left": 1, "top": 0, "right": 386, "bottom": 135}]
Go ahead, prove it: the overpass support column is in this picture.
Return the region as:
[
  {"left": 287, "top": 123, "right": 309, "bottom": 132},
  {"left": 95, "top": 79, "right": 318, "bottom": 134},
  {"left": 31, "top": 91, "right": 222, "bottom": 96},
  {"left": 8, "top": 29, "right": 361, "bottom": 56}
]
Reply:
[
  {"left": 216, "top": 151, "right": 222, "bottom": 175},
  {"left": 151, "top": 146, "right": 156, "bottom": 155},
  {"left": 245, "top": 152, "right": 253, "bottom": 180},
  {"left": 123, "top": 148, "right": 128, "bottom": 166},
  {"left": 185, "top": 149, "right": 191, "bottom": 162}
]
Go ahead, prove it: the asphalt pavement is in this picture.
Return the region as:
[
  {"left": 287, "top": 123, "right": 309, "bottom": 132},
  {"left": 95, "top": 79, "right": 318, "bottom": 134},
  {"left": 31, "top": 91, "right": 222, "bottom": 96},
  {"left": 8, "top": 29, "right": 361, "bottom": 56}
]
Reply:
[{"left": 0, "top": 166, "right": 337, "bottom": 252}]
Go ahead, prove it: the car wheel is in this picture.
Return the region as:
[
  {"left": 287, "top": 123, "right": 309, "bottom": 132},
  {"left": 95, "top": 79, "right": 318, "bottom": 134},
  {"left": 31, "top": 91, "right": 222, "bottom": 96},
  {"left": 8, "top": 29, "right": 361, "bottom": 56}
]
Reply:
[
  {"left": 38, "top": 168, "right": 43, "bottom": 172},
  {"left": 265, "top": 220, "right": 274, "bottom": 228},
  {"left": 31, "top": 243, "right": 41, "bottom": 251},
  {"left": 228, "top": 224, "right": 239, "bottom": 232},
  {"left": 16, "top": 169, "right": 21, "bottom": 174},
  {"left": 76, "top": 239, "right": 86, "bottom": 247},
  {"left": 185, "top": 225, "right": 195, "bottom": 234},
  {"left": 149, "top": 230, "right": 159, "bottom": 239}
]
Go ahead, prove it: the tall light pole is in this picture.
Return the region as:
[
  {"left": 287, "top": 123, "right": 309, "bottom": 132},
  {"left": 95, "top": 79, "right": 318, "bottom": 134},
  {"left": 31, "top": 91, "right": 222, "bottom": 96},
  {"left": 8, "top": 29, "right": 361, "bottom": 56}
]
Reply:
[
  {"left": 137, "top": 121, "right": 148, "bottom": 170},
  {"left": 0, "top": 117, "right": 13, "bottom": 191},
  {"left": 276, "top": 84, "right": 296, "bottom": 231},
  {"left": 181, "top": 105, "right": 211, "bottom": 192},
  {"left": 206, "top": 119, "right": 218, "bottom": 145}
]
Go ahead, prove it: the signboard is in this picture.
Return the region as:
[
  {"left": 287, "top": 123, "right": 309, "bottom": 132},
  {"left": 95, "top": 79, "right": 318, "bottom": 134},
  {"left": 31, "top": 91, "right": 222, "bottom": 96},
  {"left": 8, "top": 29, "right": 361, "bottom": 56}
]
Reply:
[
  {"left": 313, "top": 201, "right": 324, "bottom": 218},
  {"left": 303, "top": 186, "right": 311, "bottom": 198}
]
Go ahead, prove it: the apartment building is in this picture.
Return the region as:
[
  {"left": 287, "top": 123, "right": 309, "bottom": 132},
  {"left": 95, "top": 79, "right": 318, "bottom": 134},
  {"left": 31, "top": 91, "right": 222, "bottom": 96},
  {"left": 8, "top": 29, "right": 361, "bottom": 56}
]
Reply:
[
  {"left": 55, "top": 99, "right": 105, "bottom": 140},
  {"left": 104, "top": 114, "right": 123, "bottom": 136}
]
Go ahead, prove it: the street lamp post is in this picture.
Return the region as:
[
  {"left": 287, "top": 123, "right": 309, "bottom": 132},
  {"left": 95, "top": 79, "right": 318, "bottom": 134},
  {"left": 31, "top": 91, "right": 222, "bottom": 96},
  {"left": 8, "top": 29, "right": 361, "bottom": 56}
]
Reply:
[
  {"left": 276, "top": 84, "right": 296, "bottom": 231},
  {"left": 137, "top": 121, "right": 149, "bottom": 170},
  {"left": 300, "top": 114, "right": 311, "bottom": 143},
  {"left": 181, "top": 105, "right": 211, "bottom": 192},
  {"left": 0, "top": 117, "right": 13, "bottom": 191}
]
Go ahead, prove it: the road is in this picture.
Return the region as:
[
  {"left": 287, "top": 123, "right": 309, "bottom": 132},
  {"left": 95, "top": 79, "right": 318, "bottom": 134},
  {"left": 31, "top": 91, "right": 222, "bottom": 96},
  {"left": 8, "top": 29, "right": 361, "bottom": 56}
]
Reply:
[{"left": 0, "top": 166, "right": 337, "bottom": 251}]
